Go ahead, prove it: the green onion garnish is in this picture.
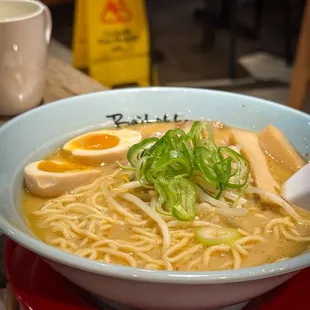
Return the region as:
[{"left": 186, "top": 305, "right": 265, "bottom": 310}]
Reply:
[
  {"left": 127, "top": 137, "right": 159, "bottom": 166},
  {"left": 194, "top": 227, "right": 241, "bottom": 246},
  {"left": 218, "top": 147, "right": 250, "bottom": 188},
  {"left": 122, "top": 121, "right": 250, "bottom": 221}
]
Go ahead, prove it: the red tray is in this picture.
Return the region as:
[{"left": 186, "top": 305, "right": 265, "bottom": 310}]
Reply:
[
  {"left": 5, "top": 239, "right": 96, "bottom": 310},
  {"left": 5, "top": 239, "right": 310, "bottom": 310}
]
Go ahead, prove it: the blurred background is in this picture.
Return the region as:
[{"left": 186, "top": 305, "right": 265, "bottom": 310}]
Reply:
[{"left": 43, "top": 0, "right": 309, "bottom": 112}]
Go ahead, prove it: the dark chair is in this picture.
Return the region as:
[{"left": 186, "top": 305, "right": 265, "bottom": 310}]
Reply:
[{"left": 195, "top": 0, "right": 296, "bottom": 79}]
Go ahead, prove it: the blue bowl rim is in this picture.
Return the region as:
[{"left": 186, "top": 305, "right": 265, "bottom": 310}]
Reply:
[{"left": 0, "top": 87, "right": 309, "bottom": 284}]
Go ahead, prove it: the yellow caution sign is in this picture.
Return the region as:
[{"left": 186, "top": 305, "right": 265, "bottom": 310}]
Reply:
[
  {"left": 72, "top": 0, "right": 88, "bottom": 69},
  {"left": 72, "top": 0, "right": 154, "bottom": 88}
]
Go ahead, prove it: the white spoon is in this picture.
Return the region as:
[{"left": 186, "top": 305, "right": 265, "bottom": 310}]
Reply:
[{"left": 283, "top": 162, "right": 310, "bottom": 210}]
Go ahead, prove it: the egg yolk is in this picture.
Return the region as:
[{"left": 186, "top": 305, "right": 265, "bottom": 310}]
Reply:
[
  {"left": 38, "top": 161, "right": 86, "bottom": 173},
  {"left": 70, "top": 134, "right": 120, "bottom": 150}
]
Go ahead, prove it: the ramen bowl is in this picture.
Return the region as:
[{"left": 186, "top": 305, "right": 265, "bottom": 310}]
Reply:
[{"left": 0, "top": 87, "right": 310, "bottom": 310}]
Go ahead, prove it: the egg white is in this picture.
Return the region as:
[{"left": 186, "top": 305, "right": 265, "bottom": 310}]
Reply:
[
  {"left": 24, "top": 161, "right": 101, "bottom": 197},
  {"left": 63, "top": 128, "right": 142, "bottom": 164}
]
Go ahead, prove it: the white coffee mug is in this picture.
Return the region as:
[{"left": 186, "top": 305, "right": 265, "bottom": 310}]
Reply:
[{"left": 0, "top": 0, "right": 52, "bottom": 116}]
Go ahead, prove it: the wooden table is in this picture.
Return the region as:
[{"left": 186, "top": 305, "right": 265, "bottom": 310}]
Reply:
[{"left": 0, "top": 56, "right": 107, "bottom": 126}]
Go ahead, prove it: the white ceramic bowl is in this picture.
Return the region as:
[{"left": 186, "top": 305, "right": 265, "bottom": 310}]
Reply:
[{"left": 0, "top": 88, "right": 310, "bottom": 310}]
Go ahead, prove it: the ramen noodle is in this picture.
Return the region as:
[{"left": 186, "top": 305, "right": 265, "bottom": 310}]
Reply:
[{"left": 22, "top": 121, "right": 310, "bottom": 271}]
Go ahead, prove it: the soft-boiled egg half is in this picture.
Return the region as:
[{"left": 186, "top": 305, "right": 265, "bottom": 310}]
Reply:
[
  {"left": 63, "top": 128, "right": 142, "bottom": 164},
  {"left": 24, "top": 160, "right": 101, "bottom": 197}
]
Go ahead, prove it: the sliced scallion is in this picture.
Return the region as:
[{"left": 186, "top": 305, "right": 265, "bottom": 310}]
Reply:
[
  {"left": 170, "top": 178, "right": 196, "bottom": 221},
  {"left": 127, "top": 137, "right": 158, "bottom": 166},
  {"left": 195, "top": 227, "right": 241, "bottom": 246},
  {"left": 145, "top": 150, "right": 192, "bottom": 184},
  {"left": 218, "top": 147, "right": 250, "bottom": 188},
  {"left": 194, "top": 146, "right": 219, "bottom": 185},
  {"left": 116, "top": 161, "right": 135, "bottom": 171}
]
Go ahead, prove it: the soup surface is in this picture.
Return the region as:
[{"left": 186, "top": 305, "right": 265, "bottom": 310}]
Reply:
[{"left": 22, "top": 121, "right": 310, "bottom": 271}]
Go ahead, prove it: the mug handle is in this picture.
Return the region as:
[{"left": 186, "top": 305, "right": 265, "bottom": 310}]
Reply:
[{"left": 41, "top": 3, "right": 52, "bottom": 44}]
